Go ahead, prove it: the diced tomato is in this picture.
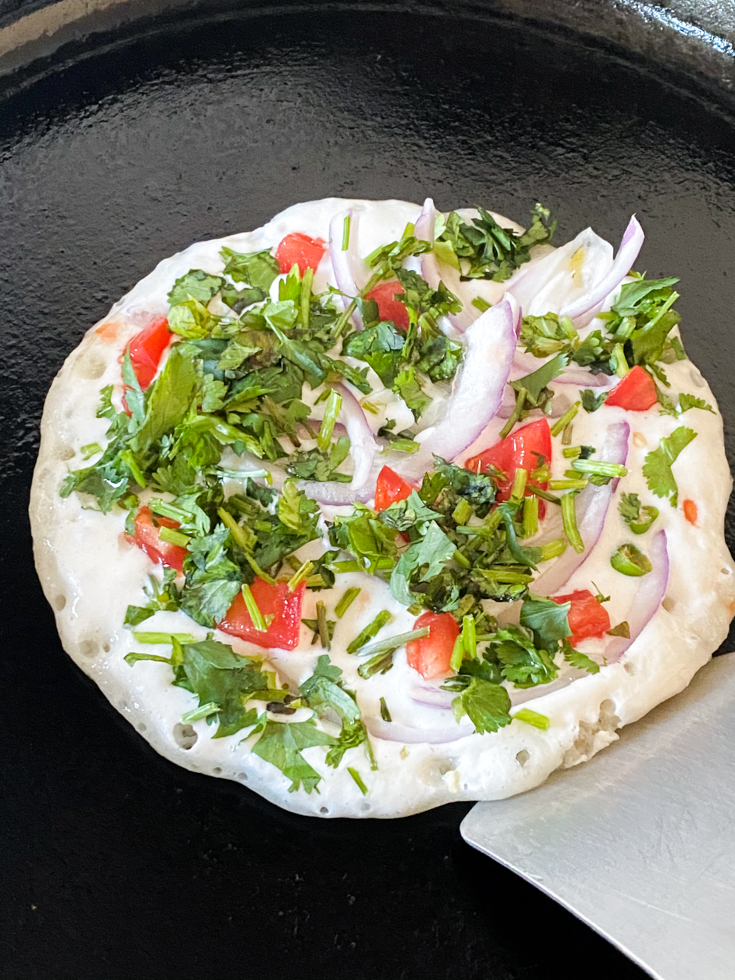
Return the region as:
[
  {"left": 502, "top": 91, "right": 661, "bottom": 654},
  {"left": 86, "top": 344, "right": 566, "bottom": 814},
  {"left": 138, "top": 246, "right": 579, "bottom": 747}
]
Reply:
[
  {"left": 374, "top": 466, "right": 414, "bottom": 512},
  {"left": 683, "top": 498, "right": 698, "bottom": 526},
  {"left": 464, "top": 417, "right": 552, "bottom": 509},
  {"left": 552, "top": 589, "right": 611, "bottom": 646},
  {"left": 127, "top": 317, "right": 172, "bottom": 390},
  {"left": 128, "top": 505, "right": 187, "bottom": 572},
  {"left": 406, "top": 611, "right": 460, "bottom": 680},
  {"left": 366, "top": 280, "right": 410, "bottom": 331},
  {"left": 219, "top": 578, "right": 305, "bottom": 651},
  {"left": 605, "top": 365, "right": 657, "bottom": 411},
  {"left": 275, "top": 232, "right": 326, "bottom": 275}
]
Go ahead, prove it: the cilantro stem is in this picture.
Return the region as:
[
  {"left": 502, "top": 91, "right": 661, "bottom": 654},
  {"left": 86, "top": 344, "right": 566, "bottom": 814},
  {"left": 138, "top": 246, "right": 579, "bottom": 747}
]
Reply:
[
  {"left": 301, "top": 266, "right": 313, "bottom": 332},
  {"left": 499, "top": 388, "right": 527, "bottom": 440},
  {"left": 132, "top": 632, "right": 196, "bottom": 644},
  {"left": 335, "top": 587, "right": 361, "bottom": 619},
  {"left": 572, "top": 459, "right": 628, "bottom": 479},
  {"left": 527, "top": 485, "right": 562, "bottom": 504},
  {"left": 124, "top": 651, "right": 173, "bottom": 666},
  {"left": 562, "top": 423, "right": 573, "bottom": 446},
  {"left": 347, "top": 610, "right": 392, "bottom": 654},
  {"left": 522, "top": 494, "right": 539, "bottom": 538},
  {"left": 357, "top": 651, "right": 395, "bottom": 679},
  {"left": 538, "top": 538, "right": 567, "bottom": 562},
  {"left": 510, "top": 467, "right": 528, "bottom": 502},
  {"left": 561, "top": 491, "right": 584, "bottom": 554},
  {"left": 379, "top": 697, "right": 391, "bottom": 721},
  {"left": 242, "top": 551, "right": 277, "bottom": 586},
  {"left": 462, "top": 615, "right": 477, "bottom": 660},
  {"left": 342, "top": 214, "right": 351, "bottom": 251},
  {"left": 513, "top": 707, "right": 550, "bottom": 730},
  {"left": 361, "top": 400, "right": 380, "bottom": 414},
  {"left": 472, "top": 296, "right": 491, "bottom": 312},
  {"left": 182, "top": 702, "right": 220, "bottom": 723},
  {"left": 218, "top": 507, "right": 256, "bottom": 551},
  {"left": 610, "top": 343, "right": 629, "bottom": 378},
  {"left": 241, "top": 583, "right": 268, "bottom": 632},
  {"left": 348, "top": 767, "right": 368, "bottom": 795},
  {"left": 358, "top": 626, "right": 429, "bottom": 659},
  {"left": 120, "top": 450, "right": 147, "bottom": 488},
  {"left": 562, "top": 445, "right": 583, "bottom": 459},
  {"left": 450, "top": 634, "right": 464, "bottom": 672},
  {"left": 548, "top": 478, "right": 588, "bottom": 491},
  {"left": 157, "top": 526, "right": 190, "bottom": 547},
  {"left": 550, "top": 400, "right": 580, "bottom": 437},
  {"left": 287, "top": 560, "right": 313, "bottom": 591},
  {"left": 316, "top": 600, "right": 331, "bottom": 649},
  {"left": 474, "top": 569, "right": 534, "bottom": 584},
  {"left": 318, "top": 389, "right": 342, "bottom": 451}
]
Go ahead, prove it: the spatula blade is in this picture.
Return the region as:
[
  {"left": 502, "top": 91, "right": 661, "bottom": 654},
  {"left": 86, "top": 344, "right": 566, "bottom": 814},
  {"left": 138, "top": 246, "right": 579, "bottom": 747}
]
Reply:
[{"left": 461, "top": 654, "right": 735, "bottom": 980}]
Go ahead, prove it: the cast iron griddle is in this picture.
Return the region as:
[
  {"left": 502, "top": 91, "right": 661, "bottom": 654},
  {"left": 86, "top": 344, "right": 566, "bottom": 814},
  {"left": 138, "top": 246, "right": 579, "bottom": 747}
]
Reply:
[{"left": 3, "top": 5, "right": 735, "bottom": 978}]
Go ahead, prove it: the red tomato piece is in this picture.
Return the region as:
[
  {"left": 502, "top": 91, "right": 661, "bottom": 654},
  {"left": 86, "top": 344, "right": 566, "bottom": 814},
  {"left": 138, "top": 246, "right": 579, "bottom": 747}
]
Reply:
[
  {"left": 604, "top": 365, "right": 657, "bottom": 411},
  {"left": 275, "top": 232, "right": 326, "bottom": 275},
  {"left": 219, "top": 579, "right": 305, "bottom": 651},
  {"left": 127, "top": 317, "right": 172, "bottom": 390},
  {"left": 406, "top": 611, "right": 460, "bottom": 680},
  {"left": 464, "top": 417, "right": 552, "bottom": 506},
  {"left": 128, "top": 505, "right": 187, "bottom": 572},
  {"left": 552, "top": 589, "right": 611, "bottom": 646},
  {"left": 374, "top": 466, "right": 414, "bottom": 512},
  {"left": 366, "top": 280, "right": 410, "bottom": 331},
  {"left": 683, "top": 498, "right": 698, "bottom": 526}
]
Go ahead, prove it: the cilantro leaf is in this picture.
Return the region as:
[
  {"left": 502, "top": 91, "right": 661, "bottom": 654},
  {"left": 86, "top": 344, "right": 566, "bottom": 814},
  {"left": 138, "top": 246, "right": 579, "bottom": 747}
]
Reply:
[
  {"left": 342, "top": 321, "right": 405, "bottom": 387},
  {"left": 168, "top": 270, "right": 225, "bottom": 307},
  {"left": 520, "top": 594, "right": 571, "bottom": 649},
  {"left": 220, "top": 247, "right": 280, "bottom": 290},
  {"left": 180, "top": 524, "right": 242, "bottom": 627},
  {"left": 581, "top": 389, "right": 609, "bottom": 413},
  {"left": 438, "top": 204, "right": 555, "bottom": 282},
  {"left": 277, "top": 480, "right": 321, "bottom": 533},
  {"left": 493, "top": 626, "right": 559, "bottom": 688},
  {"left": 393, "top": 365, "right": 431, "bottom": 419},
  {"left": 252, "top": 720, "right": 337, "bottom": 793},
  {"left": 449, "top": 677, "right": 512, "bottom": 733},
  {"left": 510, "top": 352, "right": 567, "bottom": 405},
  {"left": 173, "top": 638, "right": 269, "bottom": 737},
  {"left": 642, "top": 426, "right": 697, "bottom": 506},
  {"left": 678, "top": 393, "right": 714, "bottom": 415},
  {"left": 561, "top": 639, "right": 600, "bottom": 674}
]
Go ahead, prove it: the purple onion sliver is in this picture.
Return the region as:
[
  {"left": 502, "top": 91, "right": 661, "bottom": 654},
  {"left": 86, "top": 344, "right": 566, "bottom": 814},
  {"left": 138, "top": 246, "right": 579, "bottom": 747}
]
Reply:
[
  {"left": 605, "top": 530, "right": 669, "bottom": 663},
  {"left": 329, "top": 208, "right": 364, "bottom": 330},
  {"left": 531, "top": 421, "right": 630, "bottom": 596},
  {"left": 297, "top": 480, "right": 374, "bottom": 506},
  {"left": 335, "top": 383, "right": 377, "bottom": 490},
  {"left": 414, "top": 197, "right": 437, "bottom": 243},
  {"left": 365, "top": 715, "right": 475, "bottom": 744},
  {"left": 560, "top": 215, "right": 644, "bottom": 325},
  {"left": 396, "top": 297, "right": 519, "bottom": 481}
]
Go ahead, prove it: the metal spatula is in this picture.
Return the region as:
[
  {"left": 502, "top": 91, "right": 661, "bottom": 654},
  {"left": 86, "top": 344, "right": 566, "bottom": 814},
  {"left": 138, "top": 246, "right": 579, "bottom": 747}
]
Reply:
[{"left": 461, "top": 653, "right": 735, "bottom": 980}]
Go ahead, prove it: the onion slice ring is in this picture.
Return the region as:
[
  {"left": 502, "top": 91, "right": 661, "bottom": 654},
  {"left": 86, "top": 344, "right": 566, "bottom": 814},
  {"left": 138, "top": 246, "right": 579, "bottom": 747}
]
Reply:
[
  {"left": 365, "top": 714, "right": 474, "bottom": 744},
  {"left": 606, "top": 529, "right": 670, "bottom": 663},
  {"left": 531, "top": 421, "right": 630, "bottom": 596},
  {"left": 329, "top": 207, "right": 366, "bottom": 330},
  {"left": 395, "top": 297, "right": 519, "bottom": 481},
  {"left": 560, "top": 215, "right": 644, "bottom": 326}
]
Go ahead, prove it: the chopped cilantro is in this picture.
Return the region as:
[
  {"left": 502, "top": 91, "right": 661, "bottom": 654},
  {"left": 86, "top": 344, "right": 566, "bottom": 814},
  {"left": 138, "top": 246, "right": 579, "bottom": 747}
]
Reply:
[{"left": 642, "top": 426, "right": 697, "bottom": 506}]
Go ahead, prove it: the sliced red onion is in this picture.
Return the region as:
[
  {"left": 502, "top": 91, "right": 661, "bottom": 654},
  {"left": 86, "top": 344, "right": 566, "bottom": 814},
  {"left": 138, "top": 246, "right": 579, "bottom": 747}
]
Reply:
[
  {"left": 605, "top": 530, "right": 669, "bottom": 663},
  {"left": 365, "top": 714, "right": 475, "bottom": 744},
  {"left": 336, "top": 383, "right": 377, "bottom": 490},
  {"left": 407, "top": 678, "right": 456, "bottom": 710},
  {"left": 329, "top": 208, "right": 366, "bottom": 330},
  {"left": 508, "top": 675, "right": 576, "bottom": 707},
  {"left": 297, "top": 481, "right": 374, "bottom": 506},
  {"left": 296, "top": 383, "right": 378, "bottom": 505},
  {"left": 531, "top": 421, "right": 630, "bottom": 596},
  {"left": 507, "top": 227, "right": 613, "bottom": 317},
  {"left": 395, "top": 297, "right": 519, "bottom": 481},
  {"left": 560, "top": 216, "right": 644, "bottom": 327}
]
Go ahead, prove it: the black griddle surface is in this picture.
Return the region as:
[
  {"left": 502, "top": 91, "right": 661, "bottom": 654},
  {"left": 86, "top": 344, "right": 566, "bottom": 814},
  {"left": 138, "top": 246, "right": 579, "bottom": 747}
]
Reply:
[{"left": 3, "top": 7, "right": 735, "bottom": 979}]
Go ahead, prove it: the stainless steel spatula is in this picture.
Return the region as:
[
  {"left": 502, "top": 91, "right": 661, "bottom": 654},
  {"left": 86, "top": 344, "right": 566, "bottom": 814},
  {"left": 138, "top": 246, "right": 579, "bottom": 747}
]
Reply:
[{"left": 461, "top": 653, "right": 735, "bottom": 980}]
